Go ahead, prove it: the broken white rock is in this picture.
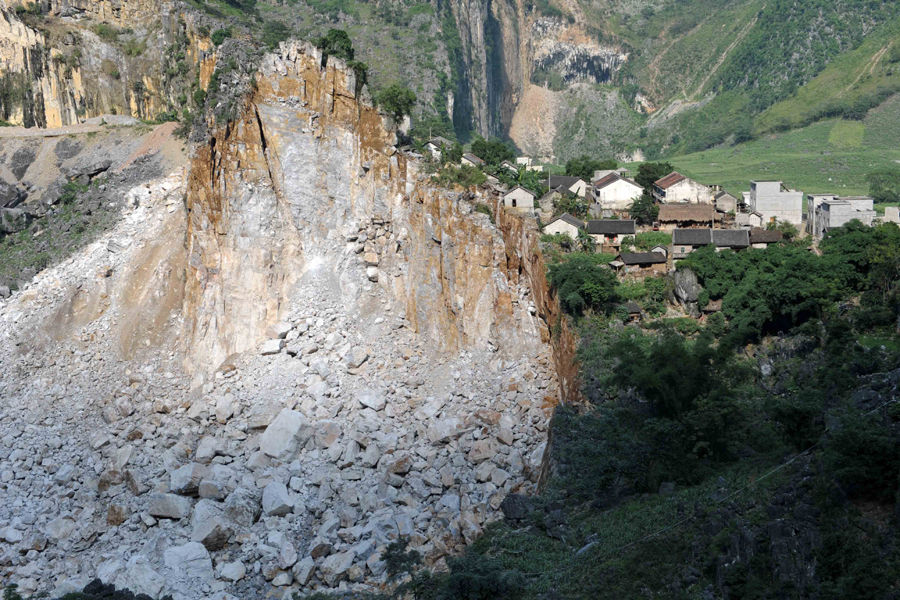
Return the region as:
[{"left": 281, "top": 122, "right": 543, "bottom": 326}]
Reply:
[
  {"left": 319, "top": 550, "right": 356, "bottom": 586},
  {"left": 148, "top": 493, "right": 193, "bottom": 519},
  {"left": 357, "top": 391, "right": 385, "bottom": 411},
  {"left": 260, "top": 338, "right": 285, "bottom": 356},
  {"left": 163, "top": 541, "right": 214, "bottom": 579},
  {"left": 262, "top": 480, "right": 293, "bottom": 517},
  {"left": 218, "top": 560, "right": 246, "bottom": 582},
  {"left": 259, "top": 408, "right": 311, "bottom": 459}
]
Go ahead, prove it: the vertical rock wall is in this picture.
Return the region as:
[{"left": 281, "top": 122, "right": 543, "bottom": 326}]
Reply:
[{"left": 182, "top": 41, "right": 551, "bottom": 377}]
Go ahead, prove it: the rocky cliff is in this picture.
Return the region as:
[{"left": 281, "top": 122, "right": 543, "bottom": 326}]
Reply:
[
  {"left": 0, "top": 41, "right": 573, "bottom": 598},
  {"left": 0, "top": 0, "right": 212, "bottom": 127}
]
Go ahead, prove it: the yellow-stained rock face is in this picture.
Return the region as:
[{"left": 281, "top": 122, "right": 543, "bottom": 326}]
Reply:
[
  {"left": 182, "top": 42, "right": 562, "bottom": 385},
  {"left": 0, "top": 2, "right": 212, "bottom": 127}
]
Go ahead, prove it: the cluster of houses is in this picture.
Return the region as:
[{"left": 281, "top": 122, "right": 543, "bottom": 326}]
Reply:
[{"left": 423, "top": 140, "right": 896, "bottom": 265}]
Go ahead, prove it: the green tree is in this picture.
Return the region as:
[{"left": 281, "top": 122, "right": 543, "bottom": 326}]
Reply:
[
  {"left": 553, "top": 193, "right": 590, "bottom": 220},
  {"left": 316, "top": 28, "right": 354, "bottom": 63},
  {"left": 565, "top": 156, "right": 617, "bottom": 180},
  {"left": 867, "top": 168, "right": 900, "bottom": 203},
  {"left": 470, "top": 137, "right": 515, "bottom": 166},
  {"left": 577, "top": 229, "right": 596, "bottom": 252},
  {"left": 547, "top": 253, "right": 618, "bottom": 315},
  {"left": 210, "top": 27, "right": 231, "bottom": 46},
  {"left": 375, "top": 84, "right": 417, "bottom": 120},
  {"left": 635, "top": 162, "right": 674, "bottom": 193},
  {"left": 629, "top": 193, "right": 659, "bottom": 225}
]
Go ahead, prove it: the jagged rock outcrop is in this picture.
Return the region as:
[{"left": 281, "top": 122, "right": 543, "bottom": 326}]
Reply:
[{"left": 0, "top": 1, "right": 212, "bottom": 127}]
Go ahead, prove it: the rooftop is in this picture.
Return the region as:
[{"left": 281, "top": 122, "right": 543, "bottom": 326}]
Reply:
[
  {"left": 673, "top": 228, "right": 712, "bottom": 246},
  {"left": 593, "top": 172, "right": 642, "bottom": 190},
  {"left": 547, "top": 213, "right": 584, "bottom": 229},
  {"left": 586, "top": 219, "right": 636, "bottom": 235},
  {"left": 618, "top": 252, "right": 667, "bottom": 265},
  {"left": 657, "top": 204, "right": 715, "bottom": 223},
  {"left": 654, "top": 172, "right": 687, "bottom": 189}
]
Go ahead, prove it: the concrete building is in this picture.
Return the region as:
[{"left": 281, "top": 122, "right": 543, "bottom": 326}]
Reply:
[
  {"left": 884, "top": 206, "right": 900, "bottom": 224},
  {"left": 652, "top": 172, "right": 713, "bottom": 204},
  {"left": 746, "top": 181, "right": 804, "bottom": 226},
  {"left": 591, "top": 173, "right": 644, "bottom": 214},
  {"left": 714, "top": 191, "right": 738, "bottom": 214},
  {"left": 807, "top": 194, "right": 876, "bottom": 237},
  {"left": 542, "top": 213, "right": 584, "bottom": 239},
  {"left": 502, "top": 186, "right": 536, "bottom": 214}
]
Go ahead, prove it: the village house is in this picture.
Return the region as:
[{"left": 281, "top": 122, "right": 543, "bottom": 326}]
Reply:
[
  {"left": 735, "top": 211, "right": 764, "bottom": 229},
  {"left": 460, "top": 153, "right": 485, "bottom": 168},
  {"left": 593, "top": 167, "right": 629, "bottom": 181},
  {"left": 652, "top": 172, "right": 714, "bottom": 204},
  {"left": 807, "top": 194, "right": 876, "bottom": 238},
  {"left": 424, "top": 136, "right": 453, "bottom": 161},
  {"left": 586, "top": 219, "right": 636, "bottom": 251},
  {"left": 500, "top": 160, "right": 519, "bottom": 174},
  {"left": 672, "top": 228, "right": 750, "bottom": 259},
  {"left": 745, "top": 181, "right": 804, "bottom": 226},
  {"left": 542, "top": 213, "right": 584, "bottom": 239},
  {"left": 609, "top": 250, "right": 668, "bottom": 278},
  {"left": 548, "top": 175, "right": 589, "bottom": 198},
  {"left": 656, "top": 204, "right": 716, "bottom": 231},
  {"left": 591, "top": 172, "right": 644, "bottom": 215},
  {"left": 714, "top": 190, "right": 738, "bottom": 214},
  {"left": 502, "top": 186, "right": 536, "bottom": 214},
  {"left": 749, "top": 228, "right": 783, "bottom": 248}
]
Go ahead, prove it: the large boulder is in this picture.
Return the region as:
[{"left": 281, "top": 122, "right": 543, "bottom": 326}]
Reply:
[
  {"left": 148, "top": 493, "right": 193, "bottom": 519},
  {"left": 672, "top": 268, "right": 702, "bottom": 317},
  {"left": 262, "top": 481, "right": 293, "bottom": 517},
  {"left": 259, "top": 408, "right": 311, "bottom": 459},
  {"left": 0, "top": 208, "right": 29, "bottom": 234},
  {"left": 191, "top": 499, "right": 234, "bottom": 550},
  {"left": 113, "top": 556, "right": 165, "bottom": 599},
  {"left": 224, "top": 487, "right": 261, "bottom": 527},
  {"left": 163, "top": 542, "right": 214, "bottom": 579},
  {"left": 170, "top": 463, "right": 208, "bottom": 495},
  {"left": 318, "top": 550, "right": 356, "bottom": 586},
  {"left": 0, "top": 180, "right": 25, "bottom": 208}
]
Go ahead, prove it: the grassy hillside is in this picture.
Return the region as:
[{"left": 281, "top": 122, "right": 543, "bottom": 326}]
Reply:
[
  {"left": 756, "top": 16, "right": 900, "bottom": 134},
  {"left": 660, "top": 94, "right": 900, "bottom": 197}
]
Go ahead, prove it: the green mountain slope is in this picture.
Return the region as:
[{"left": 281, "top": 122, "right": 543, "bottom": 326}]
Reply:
[{"left": 662, "top": 93, "right": 900, "bottom": 197}]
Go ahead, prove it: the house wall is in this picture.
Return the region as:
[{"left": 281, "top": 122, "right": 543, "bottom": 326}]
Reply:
[
  {"left": 673, "top": 244, "right": 698, "bottom": 259},
  {"left": 749, "top": 182, "right": 803, "bottom": 226},
  {"left": 596, "top": 180, "right": 642, "bottom": 211},
  {"left": 569, "top": 180, "right": 588, "bottom": 198},
  {"left": 716, "top": 195, "right": 737, "bottom": 213},
  {"left": 661, "top": 179, "right": 713, "bottom": 204},
  {"left": 503, "top": 188, "right": 535, "bottom": 213},
  {"left": 543, "top": 220, "right": 580, "bottom": 239},
  {"left": 589, "top": 233, "right": 627, "bottom": 247},
  {"left": 622, "top": 263, "right": 666, "bottom": 278}
]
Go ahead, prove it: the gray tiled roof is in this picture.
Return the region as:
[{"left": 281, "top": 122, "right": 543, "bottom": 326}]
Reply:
[
  {"left": 673, "top": 229, "right": 712, "bottom": 246},
  {"left": 586, "top": 219, "right": 636, "bottom": 235},
  {"left": 712, "top": 229, "right": 750, "bottom": 248}
]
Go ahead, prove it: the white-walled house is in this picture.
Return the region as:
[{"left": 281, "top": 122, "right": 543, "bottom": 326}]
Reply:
[
  {"left": 746, "top": 181, "right": 804, "bottom": 226},
  {"left": 425, "top": 136, "right": 453, "bottom": 161},
  {"left": 652, "top": 172, "right": 713, "bottom": 204},
  {"left": 503, "top": 186, "right": 536, "bottom": 214},
  {"left": 542, "top": 213, "right": 584, "bottom": 239},
  {"left": 548, "top": 175, "right": 589, "bottom": 198},
  {"left": 592, "top": 173, "right": 644, "bottom": 213},
  {"left": 461, "top": 153, "right": 485, "bottom": 168},
  {"left": 807, "top": 194, "right": 876, "bottom": 238}
]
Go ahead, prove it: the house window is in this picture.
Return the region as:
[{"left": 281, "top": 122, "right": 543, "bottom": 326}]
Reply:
[{"left": 512, "top": 199, "right": 517, "bottom": 207}]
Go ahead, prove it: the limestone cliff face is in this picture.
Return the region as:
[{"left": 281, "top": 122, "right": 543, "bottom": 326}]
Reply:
[
  {"left": 0, "top": 1, "right": 212, "bottom": 127},
  {"left": 446, "top": 0, "right": 626, "bottom": 153},
  {"left": 183, "top": 41, "right": 552, "bottom": 378}
]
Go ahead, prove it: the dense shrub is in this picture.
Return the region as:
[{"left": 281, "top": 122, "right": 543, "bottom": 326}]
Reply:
[
  {"left": 565, "top": 156, "right": 616, "bottom": 180},
  {"left": 469, "top": 137, "right": 515, "bottom": 166},
  {"left": 547, "top": 253, "right": 618, "bottom": 315},
  {"left": 375, "top": 84, "right": 416, "bottom": 120}
]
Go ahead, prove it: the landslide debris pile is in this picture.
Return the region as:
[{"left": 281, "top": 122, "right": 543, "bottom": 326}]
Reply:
[{"left": 0, "top": 42, "right": 562, "bottom": 600}]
